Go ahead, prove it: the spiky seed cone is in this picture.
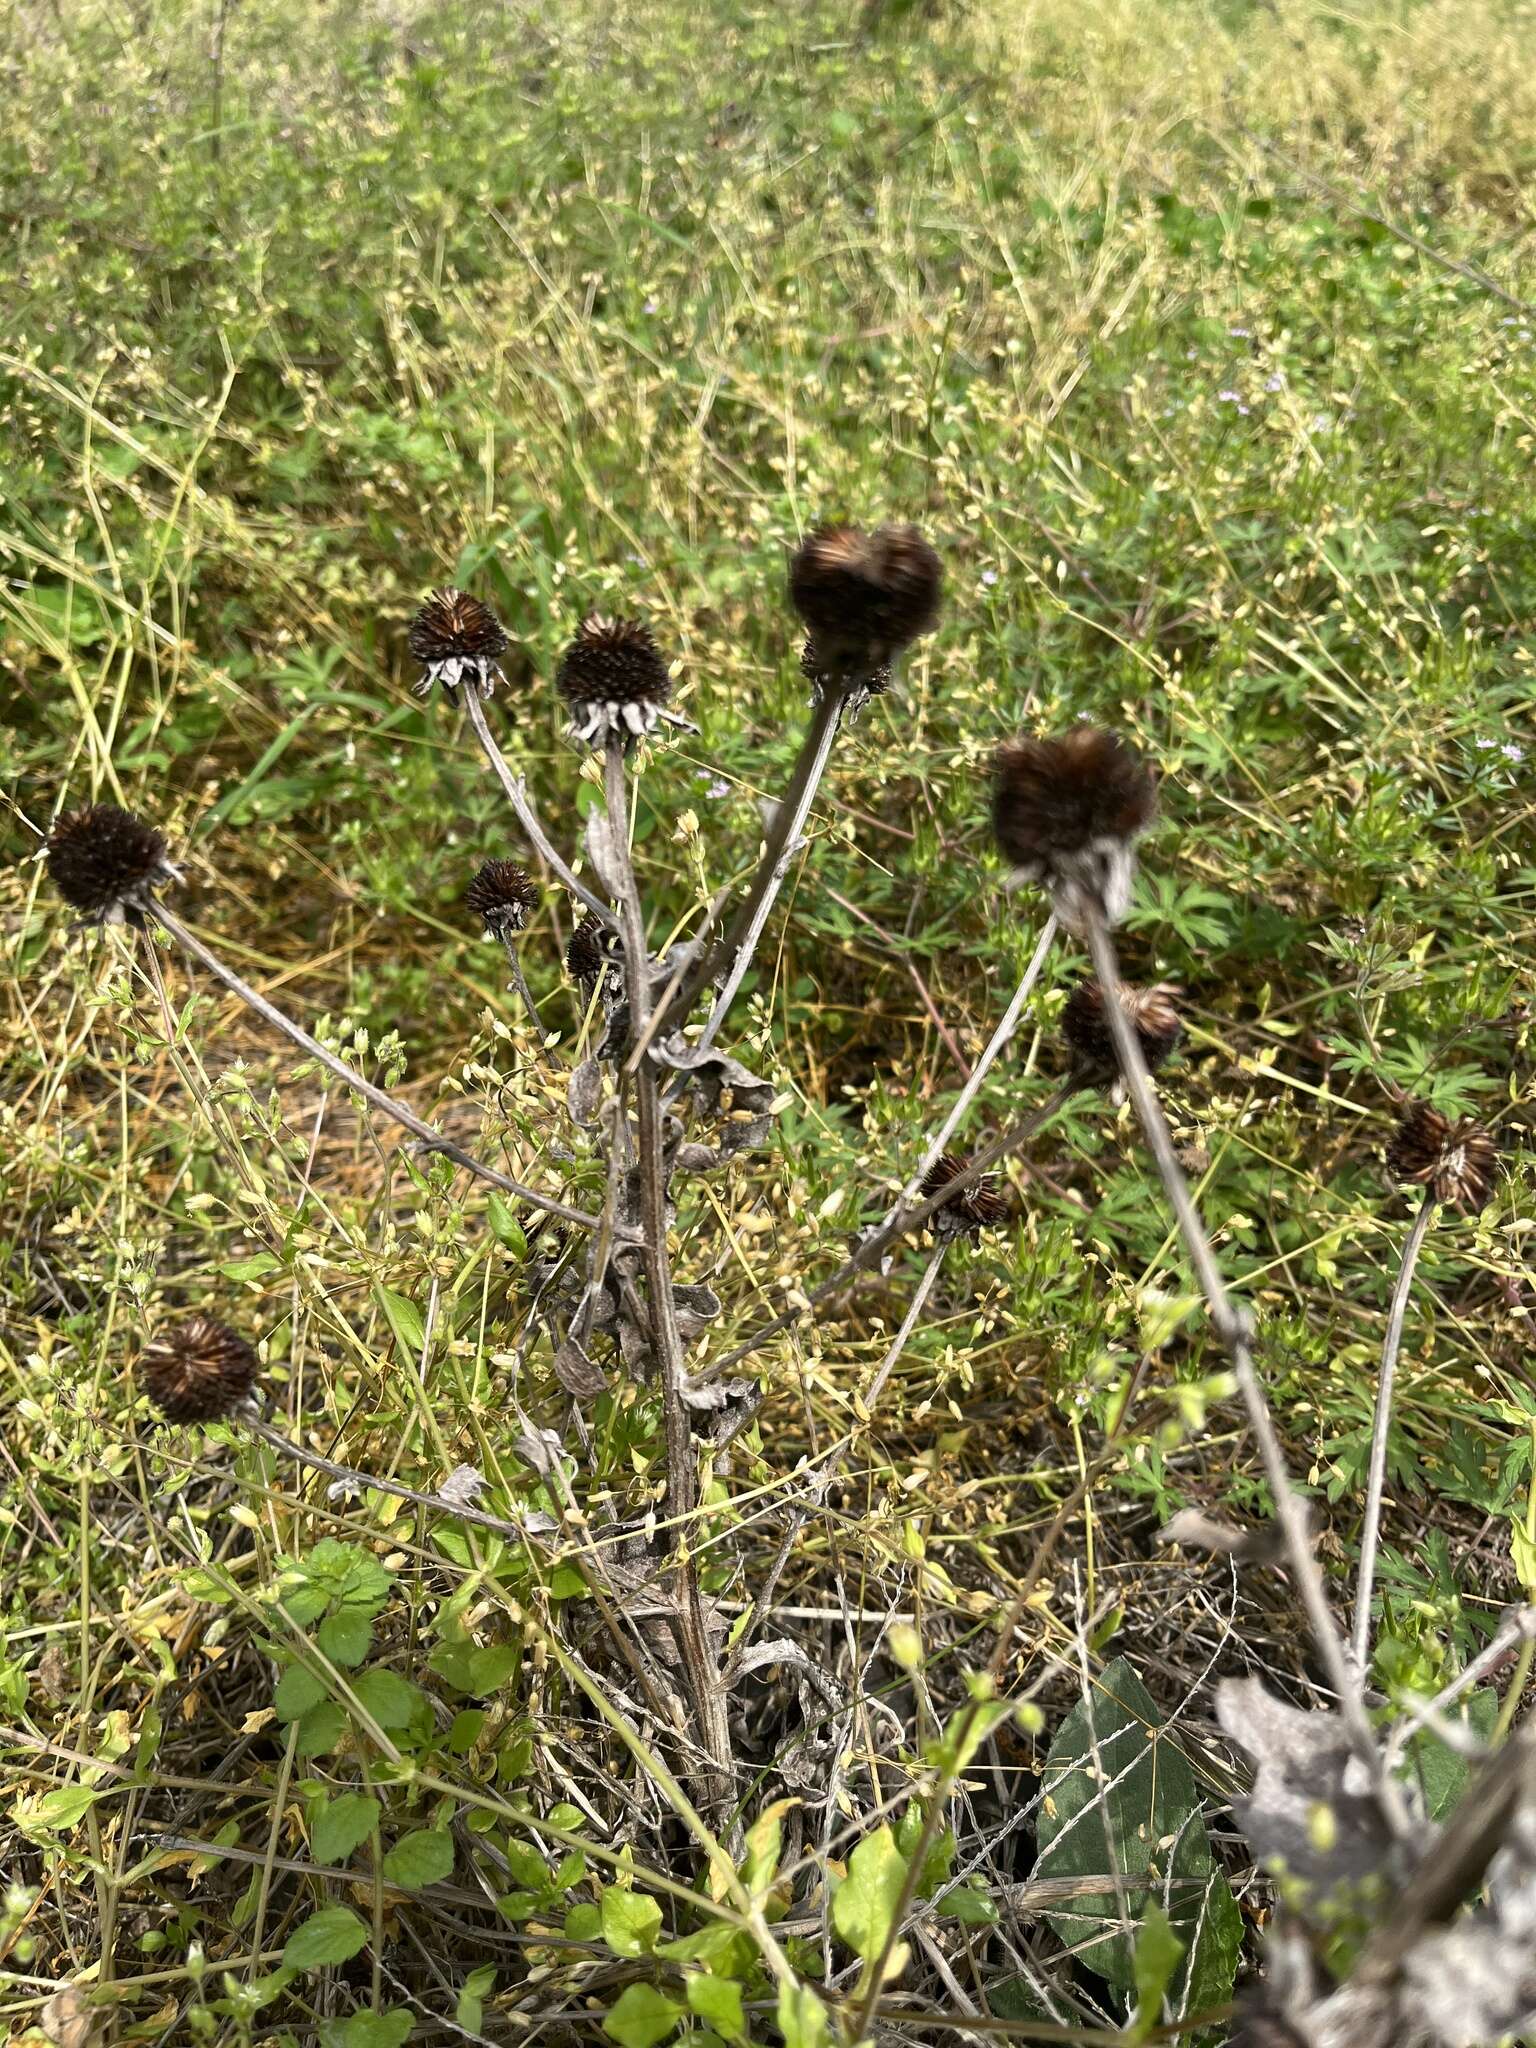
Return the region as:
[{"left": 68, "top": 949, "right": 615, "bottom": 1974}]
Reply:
[
  {"left": 557, "top": 615, "right": 674, "bottom": 746},
  {"left": 566, "top": 915, "right": 622, "bottom": 989},
  {"left": 407, "top": 588, "right": 507, "bottom": 697},
  {"left": 1387, "top": 1100, "right": 1499, "bottom": 1215},
  {"left": 47, "top": 804, "right": 177, "bottom": 923},
  {"left": 920, "top": 1153, "right": 1008, "bottom": 1236},
  {"left": 466, "top": 859, "right": 538, "bottom": 938},
  {"left": 992, "top": 726, "right": 1157, "bottom": 928},
  {"left": 1062, "top": 980, "right": 1182, "bottom": 1080},
  {"left": 788, "top": 523, "right": 942, "bottom": 682},
  {"left": 799, "top": 635, "right": 891, "bottom": 713},
  {"left": 139, "top": 1316, "right": 260, "bottom": 1424}
]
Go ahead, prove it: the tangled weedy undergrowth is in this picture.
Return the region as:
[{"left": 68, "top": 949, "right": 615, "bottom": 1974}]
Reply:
[
  {"left": 6, "top": 0, "right": 1536, "bottom": 2039},
  {"left": 7, "top": 491, "right": 1535, "bottom": 2048}
]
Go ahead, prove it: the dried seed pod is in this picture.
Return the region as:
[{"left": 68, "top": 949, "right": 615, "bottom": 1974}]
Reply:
[
  {"left": 1062, "top": 979, "right": 1182, "bottom": 1081},
  {"left": 47, "top": 804, "right": 179, "bottom": 924},
  {"left": 1387, "top": 1100, "right": 1499, "bottom": 1215},
  {"left": 466, "top": 858, "right": 538, "bottom": 937},
  {"left": 799, "top": 635, "right": 891, "bottom": 719},
  {"left": 139, "top": 1317, "right": 260, "bottom": 1424},
  {"left": 788, "top": 522, "right": 942, "bottom": 685},
  {"left": 919, "top": 1153, "right": 1008, "bottom": 1237},
  {"left": 556, "top": 615, "right": 681, "bottom": 747},
  {"left": 992, "top": 726, "right": 1157, "bottom": 927},
  {"left": 566, "top": 915, "right": 623, "bottom": 993},
  {"left": 408, "top": 588, "right": 508, "bottom": 698}
]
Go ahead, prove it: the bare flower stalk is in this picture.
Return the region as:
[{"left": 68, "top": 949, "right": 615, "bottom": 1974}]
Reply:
[
  {"left": 240, "top": 1411, "right": 534, "bottom": 1542},
  {"left": 602, "top": 737, "right": 736, "bottom": 1813},
  {"left": 703, "top": 1081, "right": 1077, "bottom": 1384},
  {"left": 900, "top": 913, "right": 1058, "bottom": 1206},
  {"left": 145, "top": 898, "right": 602, "bottom": 1234},
  {"left": 656, "top": 686, "right": 848, "bottom": 1037},
  {"left": 462, "top": 687, "right": 615, "bottom": 925},
  {"left": 1078, "top": 897, "right": 1408, "bottom": 1826},
  {"left": 692, "top": 695, "right": 847, "bottom": 1054},
  {"left": 496, "top": 937, "right": 547, "bottom": 1046},
  {"left": 1353, "top": 1187, "right": 1438, "bottom": 1670},
  {"left": 862, "top": 1241, "right": 948, "bottom": 1417}
]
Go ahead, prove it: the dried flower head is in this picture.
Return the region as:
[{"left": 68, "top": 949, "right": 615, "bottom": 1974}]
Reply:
[
  {"left": 799, "top": 635, "right": 891, "bottom": 719},
  {"left": 139, "top": 1316, "right": 260, "bottom": 1424},
  {"left": 992, "top": 726, "right": 1157, "bottom": 927},
  {"left": 557, "top": 615, "right": 683, "bottom": 746},
  {"left": 920, "top": 1153, "right": 1008, "bottom": 1237},
  {"left": 408, "top": 588, "right": 508, "bottom": 698},
  {"left": 1062, "top": 979, "right": 1182, "bottom": 1081},
  {"left": 566, "top": 915, "right": 624, "bottom": 992},
  {"left": 788, "top": 523, "right": 942, "bottom": 684},
  {"left": 466, "top": 858, "right": 538, "bottom": 938},
  {"left": 47, "top": 804, "right": 179, "bottom": 924},
  {"left": 1387, "top": 1100, "right": 1499, "bottom": 1215}
]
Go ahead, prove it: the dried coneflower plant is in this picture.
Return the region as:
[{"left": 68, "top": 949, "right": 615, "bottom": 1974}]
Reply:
[{"left": 43, "top": 525, "right": 1534, "bottom": 2045}]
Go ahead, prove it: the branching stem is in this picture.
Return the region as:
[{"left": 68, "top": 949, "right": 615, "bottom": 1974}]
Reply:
[
  {"left": 1079, "top": 897, "right": 1409, "bottom": 1829},
  {"left": 463, "top": 688, "right": 615, "bottom": 924},
  {"left": 146, "top": 899, "right": 601, "bottom": 1233},
  {"left": 1352, "top": 1188, "right": 1437, "bottom": 1671}
]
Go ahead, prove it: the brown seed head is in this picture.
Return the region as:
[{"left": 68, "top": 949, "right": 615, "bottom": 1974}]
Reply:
[
  {"left": 466, "top": 859, "right": 538, "bottom": 937},
  {"left": 920, "top": 1153, "right": 1008, "bottom": 1236},
  {"left": 408, "top": 589, "right": 507, "bottom": 696},
  {"left": 566, "top": 915, "right": 623, "bottom": 989},
  {"left": 788, "top": 522, "right": 942, "bottom": 682},
  {"left": 992, "top": 727, "right": 1157, "bottom": 926},
  {"left": 557, "top": 615, "right": 674, "bottom": 745},
  {"left": 1387, "top": 1100, "right": 1499, "bottom": 1214},
  {"left": 1062, "top": 980, "right": 1182, "bottom": 1080},
  {"left": 47, "top": 804, "right": 177, "bottom": 923},
  {"left": 139, "top": 1316, "right": 260, "bottom": 1424},
  {"left": 799, "top": 635, "right": 891, "bottom": 711}
]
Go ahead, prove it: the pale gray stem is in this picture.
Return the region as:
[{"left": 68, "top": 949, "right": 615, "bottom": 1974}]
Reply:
[
  {"left": 498, "top": 939, "right": 547, "bottom": 1044},
  {"left": 654, "top": 686, "right": 847, "bottom": 1035},
  {"left": 693, "top": 697, "right": 846, "bottom": 1054},
  {"left": 147, "top": 899, "right": 601, "bottom": 1234},
  {"left": 462, "top": 688, "right": 615, "bottom": 924},
  {"left": 702, "top": 1082, "right": 1076, "bottom": 1384},
  {"left": 900, "top": 914, "right": 1058, "bottom": 1205},
  {"left": 241, "top": 1412, "right": 533, "bottom": 1543},
  {"left": 863, "top": 1242, "right": 948, "bottom": 1416},
  {"left": 1079, "top": 898, "right": 1409, "bottom": 1830},
  {"left": 602, "top": 738, "right": 736, "bottom": 1813},
  {"left": 1353, "top": 1189, "right": 1438, "bottom": 1670}
]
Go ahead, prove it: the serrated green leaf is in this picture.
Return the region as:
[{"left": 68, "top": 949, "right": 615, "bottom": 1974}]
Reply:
[
  {"left": 283, "top": 1905, "right": 369, "bottom": 1971},
  {"left": 382, "top": 1829, "right": 454, "bottom": 1891},
  {"left": 311, "top": 1793, "right": 381, "bottom": 1865},
  {"left": 294, "top": 1701, "right": 347, "bottom": 1756},
  {"left": 831, "top": 1824, "right": 908, "bottom": 1967},
  {"left": 601, "top": 1885, "right": 663, "bottom": 1957},
  {"left": 318, "top": 1611, "right": 372, "bottom": 1668},
  {"left": 274, "top": 1663, "right": 327, "bottom": 1722},
  {"left": 601, "top": 1984, "right": 682, "bottom": 2048},
  {"left": 350, "top": 1668, "right": 425, "bottom": 1729},
  {"left": 685, "top": 1975, "right": 744, "bottom": 2041}
]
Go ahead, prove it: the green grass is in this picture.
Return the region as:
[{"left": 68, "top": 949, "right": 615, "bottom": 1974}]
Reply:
[{"left": 3, "top": 0, "right": 1536, "bottom": 2039}]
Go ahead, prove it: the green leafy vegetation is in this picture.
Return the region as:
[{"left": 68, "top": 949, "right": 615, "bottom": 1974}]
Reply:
[{"left": 4, "top": 0, "right": 1535, "bottom": 2040}]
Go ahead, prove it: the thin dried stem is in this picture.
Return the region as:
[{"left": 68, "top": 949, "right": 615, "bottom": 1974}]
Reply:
[
  {"left": 704, "top": 1082, "right": 1077, "bottom": 1383},
  {"left": 654, "top": 685, "right": 847, "bottom": 1036},
  {"left": 146, "top": 898, "right": 602, "bottom": 1234},
  {"left": 1079, "top": 896, "right": 1409, "bottom": 1829},
  {"left": 1353, "top": 1188, "right": 1438, "bottom": 1670},
  {"left": 863, "top": 1241, "right": 948, "bottom": 1417},
  {"left": 901, "top": 914, "right": 1058, "bottom": 1205},
  {"left": 692, "top": 694, "right": 847, "bottom": 1053},
  {"left": 241, "top": 1412, "right": 534, "bottom": 1543},
  {"left": 497, "top": 938, "right": 547, "bottom": 1045},
  {"left": 463, "top": 688, "right": 615, "bottom": 924},
  {"left": 602, "top": 737, "right": 736, "bottom": 1814}
]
